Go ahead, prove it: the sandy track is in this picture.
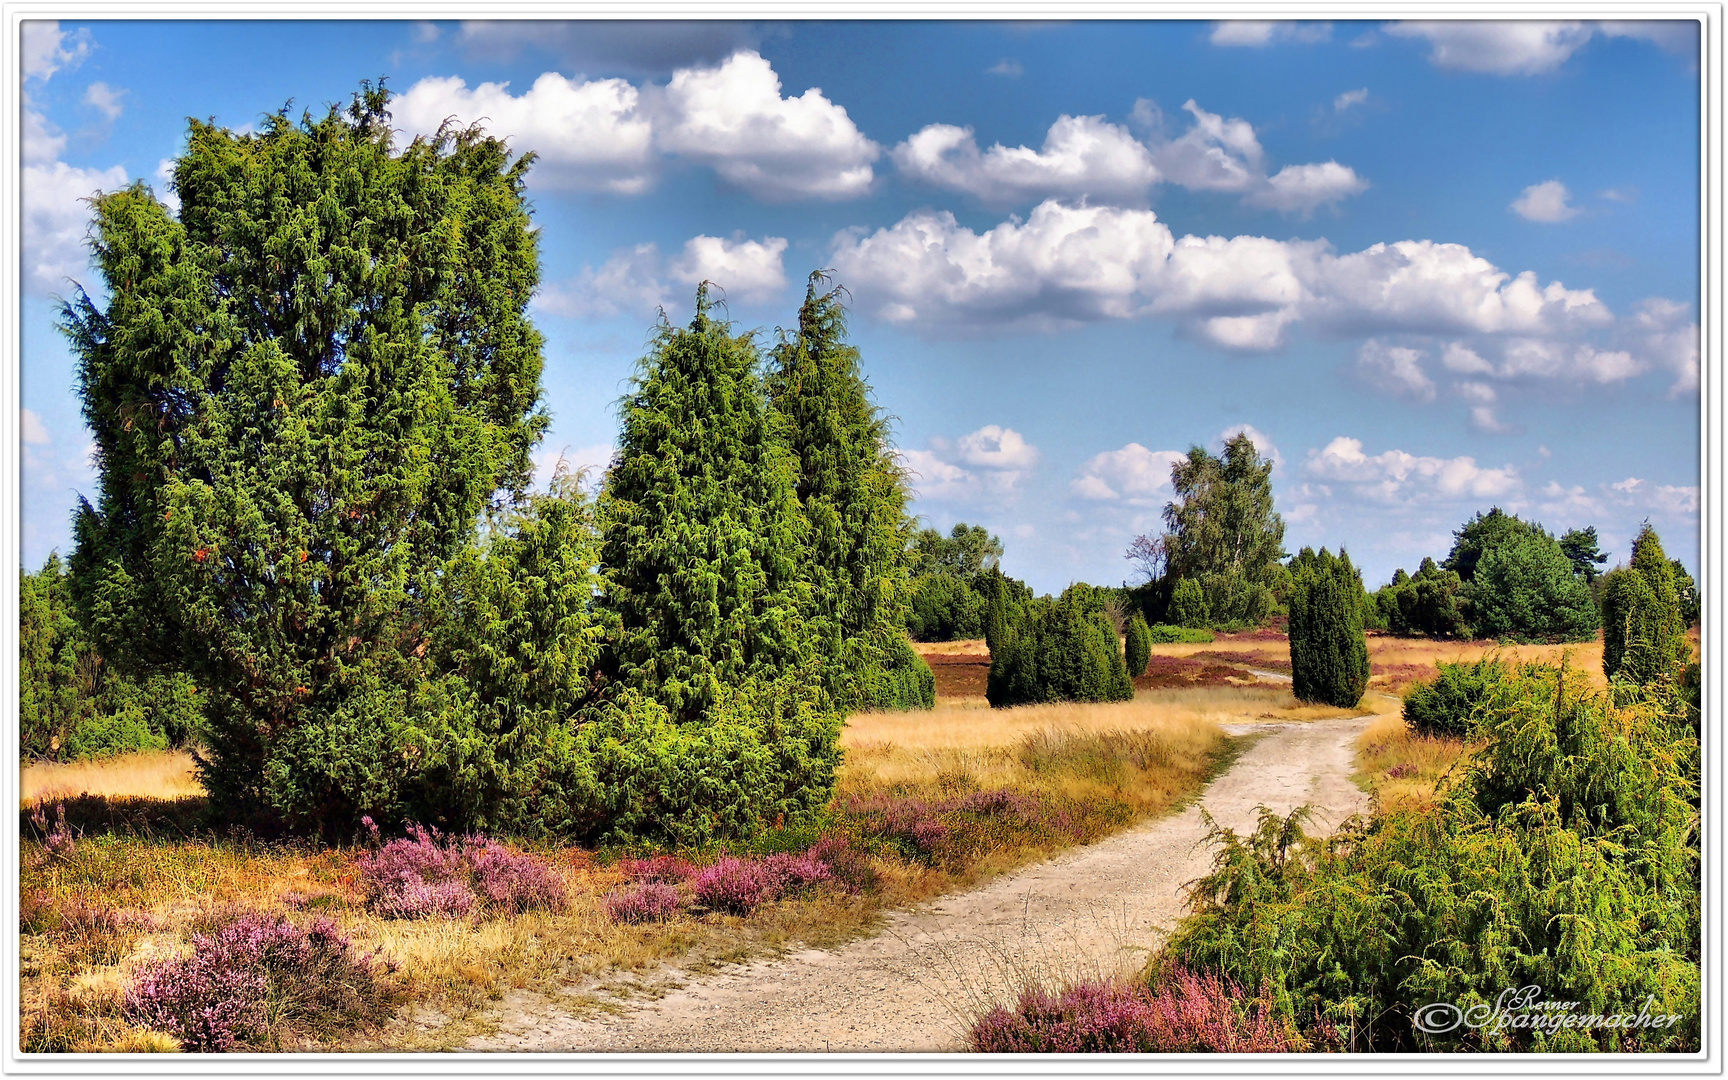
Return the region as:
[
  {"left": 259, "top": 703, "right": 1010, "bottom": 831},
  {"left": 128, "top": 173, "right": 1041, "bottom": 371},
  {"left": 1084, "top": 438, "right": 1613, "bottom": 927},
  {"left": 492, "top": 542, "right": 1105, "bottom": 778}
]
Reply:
[{"left": 471, "top": 711, "right": 1377, "bottom": 1053}]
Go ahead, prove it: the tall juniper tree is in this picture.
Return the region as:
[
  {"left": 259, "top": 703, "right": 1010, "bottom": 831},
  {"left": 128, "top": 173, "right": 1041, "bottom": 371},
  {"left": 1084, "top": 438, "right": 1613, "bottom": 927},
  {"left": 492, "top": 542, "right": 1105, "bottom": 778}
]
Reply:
[
  {"left": 1288, "top": 547, "right": 1369, "bottom": 708},
  {"left": 768, "top": 273, "right": 930, "bottom": 710},
  {"left": 63, "top": 85, "right": 550, "bottom": 832},
  {"left": 599, "top": 284, "right": 816, "bottom": 721}
]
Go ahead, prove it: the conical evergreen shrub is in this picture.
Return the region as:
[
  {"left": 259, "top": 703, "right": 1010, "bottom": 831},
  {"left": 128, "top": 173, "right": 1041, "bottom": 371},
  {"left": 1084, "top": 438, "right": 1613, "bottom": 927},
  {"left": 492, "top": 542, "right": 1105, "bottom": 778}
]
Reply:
[
  {"left": 768, "top": 273, "right": 924, "bottom": 710},
  {"left": 599, "top": 284, "right": 816, "bottom": 721},
  {"left": 985, "top": 596, "right": 1133, "bottom": 708},
  {"left": 588, "top": 286, "right": 840, "bottom": 843},
  {"left": 1288, "top": 547, "right": 1369, "bottom": 708},
  {"left": 1602, "top": 524, "right": 1691, "bottom": 686},
  {"left": 1168, "top": 578, "right": 1210, "bottom": 629},
  {"left": 62, "top": 86, "right": 554, "bottom": 833},
  {"left": 1124, "top": 613, "right": 1152, "bottom": 679}
]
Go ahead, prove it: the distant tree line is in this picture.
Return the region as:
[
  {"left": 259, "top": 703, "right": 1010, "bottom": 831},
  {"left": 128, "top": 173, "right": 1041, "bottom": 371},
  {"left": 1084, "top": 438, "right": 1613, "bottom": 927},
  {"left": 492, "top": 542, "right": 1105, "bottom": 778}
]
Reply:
[{"left": 1368, "top": 509, "right": 1696, "bottom": 643}]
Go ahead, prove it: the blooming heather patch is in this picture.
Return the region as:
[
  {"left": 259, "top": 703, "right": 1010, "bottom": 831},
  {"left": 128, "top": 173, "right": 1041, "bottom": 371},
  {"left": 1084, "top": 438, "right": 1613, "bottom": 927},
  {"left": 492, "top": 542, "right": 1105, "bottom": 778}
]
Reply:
[
  {"left": 606, "top": 882, "right": 683, "bottom": 924},
  {"left": 969, "top": 972, "right": 1297, "bottom": 1053},
  {"left": 692, "top": 857, "right": 779, "bottom": 915},
  {"left": 123, "top": 910, "right": 393, "bottom": 1052},
  {"left": 467, "top": 840, "right": 567, "bottom": 914},
  {"left": 355, "top": 825, "right": 564, "bottom": 919}
]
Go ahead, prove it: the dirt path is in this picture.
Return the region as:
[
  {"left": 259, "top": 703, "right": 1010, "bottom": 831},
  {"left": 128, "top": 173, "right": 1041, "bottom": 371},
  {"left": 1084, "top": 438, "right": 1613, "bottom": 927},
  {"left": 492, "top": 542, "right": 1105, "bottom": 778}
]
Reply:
[{"left": 471, "top": 706, "right": 1384, "bottom": 1053}]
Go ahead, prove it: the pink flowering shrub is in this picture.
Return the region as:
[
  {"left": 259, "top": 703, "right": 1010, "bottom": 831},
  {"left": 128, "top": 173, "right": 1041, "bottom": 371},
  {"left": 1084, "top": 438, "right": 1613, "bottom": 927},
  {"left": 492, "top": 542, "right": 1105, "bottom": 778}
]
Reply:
[
  {"left": 761, "top": 851, "right": 832, "bottom": 893},
  {"left": 355, "top": 824, "right": 564, "bottom": 919},
  {"left": 606, "top": 882, "right": 683, "bottom": 924},
  {"left": 123, "top": 910, "right": 394, "bottom": 1052},
  {"left": 969, "top": 971, "right": 1298, "bottom": 1053},
  {"left": 468, "top": 840, "right": 567, "bottom": 914},
  {"left": 692, "top": 857, "right": 778, "bottom": 915}
]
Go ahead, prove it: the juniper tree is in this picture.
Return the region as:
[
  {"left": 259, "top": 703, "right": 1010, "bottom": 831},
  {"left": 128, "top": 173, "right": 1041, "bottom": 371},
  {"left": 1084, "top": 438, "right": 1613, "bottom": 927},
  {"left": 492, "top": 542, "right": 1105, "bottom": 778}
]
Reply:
[
  {"left": 1288, "top": 547, "right": 1369, "bottom": 708},
  {"left": 63, "top": 85, "right": 549, "bottom": 831},
  {"left": 767, "top": 273, "right": 928, "bottom": 709},
  {"left": 1124, "top": 612, "right": 1152, "bottom": 679},
  {"left": 599, "top": 284, "right": 816, "bottom": 721},
  {"left": 1602, "top": 524, "right": 1691, "bottom": 685}
]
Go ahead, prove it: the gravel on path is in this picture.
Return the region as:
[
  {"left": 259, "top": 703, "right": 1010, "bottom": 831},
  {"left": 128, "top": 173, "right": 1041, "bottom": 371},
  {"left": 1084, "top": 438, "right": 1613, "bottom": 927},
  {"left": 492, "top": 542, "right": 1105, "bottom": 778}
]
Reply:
[{"left": 471, "top": 705, "right": 1383, "bottom": 1053}]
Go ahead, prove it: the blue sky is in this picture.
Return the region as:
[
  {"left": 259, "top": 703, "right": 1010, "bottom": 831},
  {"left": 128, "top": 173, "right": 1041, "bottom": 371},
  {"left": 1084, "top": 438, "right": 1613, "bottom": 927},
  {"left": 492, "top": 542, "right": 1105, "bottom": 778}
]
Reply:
[{"left": 21, "top": 19, "right": 1701, "bottom": 593}]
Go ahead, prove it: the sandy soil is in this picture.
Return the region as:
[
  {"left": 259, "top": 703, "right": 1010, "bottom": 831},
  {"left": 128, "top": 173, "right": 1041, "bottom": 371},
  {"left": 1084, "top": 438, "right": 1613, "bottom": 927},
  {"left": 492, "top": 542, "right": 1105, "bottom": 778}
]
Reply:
[{"left": 469, "top": 698, "right": 1388, "bottom": 1054}]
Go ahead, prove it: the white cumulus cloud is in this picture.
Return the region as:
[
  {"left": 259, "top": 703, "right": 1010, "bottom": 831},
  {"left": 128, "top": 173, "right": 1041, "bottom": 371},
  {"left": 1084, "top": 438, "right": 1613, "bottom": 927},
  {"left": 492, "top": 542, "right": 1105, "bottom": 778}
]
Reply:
[
  {"left": 892, "top": 114, "right": 1160, "bottom": 207},
  {"left": 1209, "top": 22, "right": 1333, "bottom": 47},
  {"left": 1386, "top": 21, "right": 1596, "bottom": 75},
  {"left": 830, "top": 200, "right": 1615, "bottom": 351},
  {"left": 1356, "top": 340, "right": 1435, "bottom": 400},
  {"left": 23, "top": 21, "right": 91, "bottom": 82},
  {"left": 1305, "top": 436, "right": 1520, "bottom": 502},
  {"left": 22, "top": 409, "right": 51, "bottom": 445},
  {"left": 903, "top": 426, "right": 1041, "bottom": 505},
  {"left": 1388, "top": 20, "right": 1697, "bottom": 75},
  {"left": 656, "top": 50, "right": 879, "bottom": 200},
  {"left": 1511, "top": 179, "right": 1580, "bottom": 222},
  {"left": 83, "top": 81, "right": 126, "bottom": 121},
  {"left": 1072, "top": 444, "right": 1185, "bottom": 503},
  {"left": 392, "top": 72, "right": 656, "bottom": 194},
  {"left": 535, "top": 231, "right": 787, "bottom": 318},
  {"left": 24, "top": 160, "right": 130, "bottom": 295},
  {"left": 668, "top": 234, "right": 788, "bottom": 299},
  {"left": 394, "top": 50, "right": 878, "bottom": 201},
  {"left": 1246, "top": 161, "right": 1370, "bottom": 216},
  {"left": 1335, "top": 87, "right": 1370, "bottom": 111}
]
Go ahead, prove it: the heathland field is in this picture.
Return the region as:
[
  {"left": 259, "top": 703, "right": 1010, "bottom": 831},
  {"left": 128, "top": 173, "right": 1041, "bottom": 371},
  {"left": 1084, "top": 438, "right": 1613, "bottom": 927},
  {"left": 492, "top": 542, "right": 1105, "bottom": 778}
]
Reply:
[{"left": 23, "top": 637, "right": 1314, "bottom": 1052}]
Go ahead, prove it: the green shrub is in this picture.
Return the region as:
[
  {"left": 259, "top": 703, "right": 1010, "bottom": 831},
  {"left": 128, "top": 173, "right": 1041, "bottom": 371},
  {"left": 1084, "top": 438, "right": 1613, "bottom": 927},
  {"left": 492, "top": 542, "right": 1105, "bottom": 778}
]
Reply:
[
  {"left": 866, "top": 635, "right": 937, "bottom": 711},
  {"left": 1124, "top": 614, "right": 1152, "bottom": 678},
  {"left": 987, "top": 596, "right": 1135, "bottom": 708},
  {"left": 1373, "top": 557, "right": 1469, "bottom": 638},
  {"left": 62, "top": 710, "right": 168, "bottom": 760},
  {"left": 558, "top": 676, "right": 843, "bottom": 847},
  {"left": 1161, "top": 662, "right": 1700, "bottom": 1051},
  {"left": 906, "top": 572, "right": 985, "bottom": 641},
  {"left": 1287, "top": 548, "right": 1369, "bottom": 708},
  {"left": 1602, "top": 525, "right": 1691, "bottom": 686},
  {"left": 1402, "top": 659, "right": 1507, "bottom": 739},
  {"left": 768, "top": 275, "right": 923, "bottom": 711},
  {"left": 1167, "top": 578, "right": 1210, "bottom": 629},
  {"left": 1466, "top": 529, "right": 1599, "bottom": 643},
  {"left": 1145, "top": 624, "right": 1215, "bottom": 644}
]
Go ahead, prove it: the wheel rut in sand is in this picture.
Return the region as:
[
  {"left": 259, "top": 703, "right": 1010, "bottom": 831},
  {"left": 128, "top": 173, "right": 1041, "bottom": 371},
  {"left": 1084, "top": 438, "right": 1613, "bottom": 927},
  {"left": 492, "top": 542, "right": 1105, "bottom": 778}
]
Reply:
[{"left": 471, "top": 710, "right": 1378, "bottom": 1053}]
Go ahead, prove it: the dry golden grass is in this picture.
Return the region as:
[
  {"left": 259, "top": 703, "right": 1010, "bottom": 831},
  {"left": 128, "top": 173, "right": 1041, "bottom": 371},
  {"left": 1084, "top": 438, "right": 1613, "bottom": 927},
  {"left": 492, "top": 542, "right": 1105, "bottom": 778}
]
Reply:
[
  {"left": 1365, "top": 637, "right": 1607, "bottom": 689},
  {"left": 27, "top": 678, "right": 1338, "bottom": 1052},
  {"left": 912, "top": 638, "right": 989, "bottom": 657},
  {"left": 1352, "top": 703, "right": 1473, "bottom": 812},
  {"left": 22, "top": 750, "right": 202, "bottom": 803}
]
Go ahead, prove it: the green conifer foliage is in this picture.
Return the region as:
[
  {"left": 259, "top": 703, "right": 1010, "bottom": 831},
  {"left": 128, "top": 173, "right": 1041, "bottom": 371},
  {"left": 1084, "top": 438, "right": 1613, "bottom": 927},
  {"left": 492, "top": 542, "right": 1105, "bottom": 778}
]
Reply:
[
  {"left": 1124, "top": 613, "right": 1152, "bottom": 679},
  {"left": 1602, "top": 525, "right": 1691, "bottom": 685},
  {"left": 1466, "top": 529, "right": 1600, "bottom": 643},
  {"left": 600, "top": 285, "right": 815, "bottom": 721},
  {"left": 767, "top": 273, "right": 924, "bottom": 710},
  {"left": 21, "top": 554, "right": 90, "bottom": 758},
  {"left": 1167, "top": 578, "right": 1210, "bottom": 629},
  {"left": 1288, "top": 547, "right": 1370, "bottom": 708},
  {"left": 985, "top": 596, "right": 1134, "bottom": 708},
  {"left": 62, "top": 86, "right": 545, "bottom": 829}
]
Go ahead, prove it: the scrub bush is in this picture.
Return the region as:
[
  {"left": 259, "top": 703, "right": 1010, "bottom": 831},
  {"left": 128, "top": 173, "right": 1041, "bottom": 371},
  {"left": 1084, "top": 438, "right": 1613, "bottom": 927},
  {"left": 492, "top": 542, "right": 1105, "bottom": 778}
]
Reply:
[{"left": 1403, "top": 659, "right": 1508, "bottom": 739}]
